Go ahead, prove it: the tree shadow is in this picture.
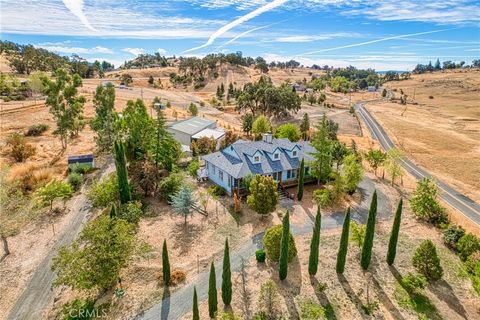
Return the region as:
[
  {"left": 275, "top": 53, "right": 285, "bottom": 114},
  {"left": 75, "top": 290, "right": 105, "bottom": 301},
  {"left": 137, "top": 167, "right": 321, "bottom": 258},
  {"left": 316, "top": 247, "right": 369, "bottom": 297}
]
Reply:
[
  {"left": 310, "top": 276, "right": 337, "bottom": 320},
  {"left": 370, "top": 273, "right": 405, "bottom": 320},
  {"left": 274, "top": 256, "right": 302, "bottom": 320},
  {"left": 160, "top": 286, "right": 170, "bottom": 320},
  {"left": 171, "top": 222, "right": 204, "bottom": 255},
  {"left": 429, "top": 279, "right": 468, "bottom": 319},
  {"left": 336, "top": 273, "right": 369, "bottom": 320}
]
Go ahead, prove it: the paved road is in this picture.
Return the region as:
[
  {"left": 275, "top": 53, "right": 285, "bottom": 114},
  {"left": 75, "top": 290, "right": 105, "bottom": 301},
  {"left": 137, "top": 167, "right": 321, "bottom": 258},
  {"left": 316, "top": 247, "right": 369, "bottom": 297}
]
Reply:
[
  {"left": 137, "top": 176, "right": 390, "bottom": 320},
  {"left": 356, "top": 103, "right": 480, "bottom": 226},
  {"left": 7, "top": 162, "right": 115, "bottom": 320}
]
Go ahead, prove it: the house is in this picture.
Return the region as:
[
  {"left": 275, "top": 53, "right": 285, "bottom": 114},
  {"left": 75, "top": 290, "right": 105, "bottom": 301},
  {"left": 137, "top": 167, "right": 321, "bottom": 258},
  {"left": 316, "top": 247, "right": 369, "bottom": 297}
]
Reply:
[
  {"left": 167, "top": 116, "right": 225, "bottom": 153},
  {"left": 292, "top": 83, "right": 306, "bottom": 92},
  {"left": 68, "top": 154, "right": 95, "bottom": 169},
  {"left": 202, "top": 133, "right": 315, "bottom": 195},
  {"left": 367, "top": 86, "right": 377, "bottom": 92}
]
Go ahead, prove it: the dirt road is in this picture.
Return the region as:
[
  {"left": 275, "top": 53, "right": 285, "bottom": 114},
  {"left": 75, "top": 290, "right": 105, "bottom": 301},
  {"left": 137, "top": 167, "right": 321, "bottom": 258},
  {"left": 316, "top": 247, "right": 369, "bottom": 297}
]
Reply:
[{"left": 7, "top": 161, "right": 115, "bottom": 320}]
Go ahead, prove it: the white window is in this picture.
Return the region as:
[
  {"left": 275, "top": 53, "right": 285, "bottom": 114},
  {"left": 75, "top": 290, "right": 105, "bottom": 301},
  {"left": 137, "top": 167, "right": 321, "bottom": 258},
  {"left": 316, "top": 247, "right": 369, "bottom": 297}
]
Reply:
[
  {"left": 219, "top": 170, "right": 223, "bottom": 180},
  {"left": 274, "top": 153, "right": 279, "bottom": 160},
  {"left": 292, "top": 150, "right": 298, "bottom": 157},
  {"left": 254, "top": 156, "right": 260, "bottom": 162}
]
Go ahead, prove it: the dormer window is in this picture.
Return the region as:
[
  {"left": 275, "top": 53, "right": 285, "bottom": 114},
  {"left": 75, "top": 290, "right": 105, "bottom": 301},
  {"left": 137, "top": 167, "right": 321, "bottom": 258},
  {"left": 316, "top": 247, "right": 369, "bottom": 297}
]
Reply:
[
  {"left": 254, "top": 156, "right": 260, "bottom": 162},
  {"left": 292, "top": 150, "right": 298, "bottom": 157},
  {"left": 274, "top": 153, "right": 279, "bottom": 160}
]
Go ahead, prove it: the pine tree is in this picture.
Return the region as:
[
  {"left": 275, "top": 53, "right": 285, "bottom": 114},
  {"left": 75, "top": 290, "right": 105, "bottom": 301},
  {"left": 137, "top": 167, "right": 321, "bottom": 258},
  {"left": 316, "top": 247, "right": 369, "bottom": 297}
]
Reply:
[
  {"left": 114, "top": 140, "right": 131, "bottom": 204},
  {"left": 162, "top": 239, "right": 171, "bottom": 286},
  {"left": 109, "top": 204, "right": 117, "bottom": 219},
  {"left": 412, "top": 240, "right": 443, "bottom": 280},
  {"left": 297, "top": 159, "right": 305, "bottom": 201},
  {"left": 279, "top": 211, "right": 290, "bottom": 280},
  {"left": 308, "top": 206, "right": 321, "bottom": 275},
  {"left": 336, "top": 207, "right": 351, "bottom": 274},
  {"left": 222, "top": 238, "right": 232, "bottom": 305},
  {"left": 193, "top": 286, "right": 200, "bottom": 320},
  {"left": 208, "top": 262, "right": 218, "bottom": 318},
  {"left": 361, "top": 191, "right": 377, "bottom": 270},
  {"left": 387, "top": 199, "right": 403, "bottom": 265}
]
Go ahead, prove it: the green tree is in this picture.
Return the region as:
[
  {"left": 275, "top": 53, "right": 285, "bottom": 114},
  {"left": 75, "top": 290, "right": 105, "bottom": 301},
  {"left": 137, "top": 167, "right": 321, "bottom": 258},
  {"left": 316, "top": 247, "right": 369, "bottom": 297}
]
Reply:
[
  {"left": 6, "top": 133, "right": 36, "bottom": 162},
  {"left": 241, "top": 113, "right": 254, "bottom": 135},
  {"left": 109, "top": 204, "right": 117, "bottom": 218},
  {"left": 332, "top": 141, "right": 349, "bottom": 170},
  {"left": 297, "top": 158, "right": 305, "bottom": 201},
  {"left": 263, "top": 224, "right": 297, "bottom": 262},
  {"left": 361, "top": 191, "right": 377, "bottom": 270},
  {"left": 307, "top": 93, "right": 317, "bottom": 105},
  {"left": 52, "top": 215, "right": 136, "bottom": 291},
  {"left": 310, "top": 116, "right": 334, "bottom": 184},
  {"left": 193, "top": 286, "right": 200, "bottom": 320},
  {"left": 114, "top": 140, "right": 131, "bottom": 204},
  {"left": 162, "top": 239, "right": 171, "bottom": 285},
  {"left": 252, "top": 115, "right": 271, "bottom": 138},
  {"left": 188, "top": 103, "right": 199, "bottom": 116},
  {"left": 42, "top": 69, "right": 86, "bottom": 148},
  {"left": 350, "top": 221, "right": 365, "bottom": 249},
  {"left": 279, "top": 211, "right": 290, "bottom": 280},
  {"left": 343, "top": 154, "right": 364, "bottom": 194},
  {"left": 91, "top": 83, "right": 117, "bottom": 152},
  {"left": 222, "top": 238, "right": 232, "bottom": 305},
  {"left": 120, "top": 73, "right": 133, "bottom": 86},
  {"left": 36, "top": 180, "right": 73, "bottom": 210},
  {"left": 208, "top": 262, "right": 218, "bottom": 318},
  {"left": 385, "top": 148, "right": 404, "bottom": 186},
  {"left": 171, "top": 186, "right": 196, "bottom": 225},
  {"left": 387, "top": 199, "right": 403, "bottom": 265},
  {"left": 336, "top": 207, "right": 351, "bottom": 273},
  {"left": 87, "top": 174, "right": 119, "bottom": 208},
  {"left": 412, "top": 240, "right": 443, "bottom": 281},
  {"left": 276, "top": 123, "right": 301, "bottom": 142},
  {"left": 247, "top": 175, "right": 278, "bottom": 218},
  {"left": 257, "top": 280, "right": 281, "bottom": 319},
  {"left": 150, "top": 110, "right": 181, "bottom": 172},
  {"left": 365, "top": 149, "right": 386, "bottom": 176},
  {"left": 148, "top": 75, "right": 154, "bottom": 85},
  {"left": 410, "top": 178, "right": 448, "bottom": 226},
  {"left": 308, "top": 206, "right": 321, "bottom": 275},
  {"left": 300, "top": 113, "right": 310, "bottom": 139}
]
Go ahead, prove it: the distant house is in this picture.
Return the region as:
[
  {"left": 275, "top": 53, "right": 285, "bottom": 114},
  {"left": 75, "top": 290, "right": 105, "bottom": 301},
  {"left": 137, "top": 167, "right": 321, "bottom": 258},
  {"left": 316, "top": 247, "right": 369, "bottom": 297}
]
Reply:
[
  {"left": 153, "top": 102, "right": 166, "bottom": 110},
  {"left": 367, "top": 86, "right": 377, "bottom": 92},
  {"left": 68, "top": 154, "right": 95, "bottom": 169},
  {"left": 202, "top": 133, "right": 315, "bottom": 195},
  {"left": 167, "top": 116, "right": 225, "bottom": 153},
  {"left": 292, "top": 83, "right": 306, "bottom": 92}
]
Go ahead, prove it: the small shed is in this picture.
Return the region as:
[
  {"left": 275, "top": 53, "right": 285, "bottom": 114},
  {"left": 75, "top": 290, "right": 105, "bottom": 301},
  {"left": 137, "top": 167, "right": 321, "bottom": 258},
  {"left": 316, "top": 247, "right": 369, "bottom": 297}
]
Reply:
[
  {"left": 154, "top": 102, "right": 166, "bottom": 110},
  {"left": 68, "top": 154, "right": 95, "bottom": 169},
  {"left": 367, "top": 86, "right": 377, "bottom": 92}
]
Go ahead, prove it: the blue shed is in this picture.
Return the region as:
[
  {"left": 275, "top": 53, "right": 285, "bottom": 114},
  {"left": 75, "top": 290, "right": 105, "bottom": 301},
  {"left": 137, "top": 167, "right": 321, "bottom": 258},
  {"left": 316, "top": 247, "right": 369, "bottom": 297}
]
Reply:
[{"left": 68, "top": 154, "right": 95, "bottom": 169}]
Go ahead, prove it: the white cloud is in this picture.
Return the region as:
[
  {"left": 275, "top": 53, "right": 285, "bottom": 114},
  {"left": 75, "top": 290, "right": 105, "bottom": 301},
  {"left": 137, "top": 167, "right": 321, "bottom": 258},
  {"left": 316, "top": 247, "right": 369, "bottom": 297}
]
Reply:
[
  {"left": 272, "top": 32, "right": 361, "bottom": 43},
  {"left": 122, "top": 48, "right": 146, "bottom": 56},
  {"left": 35, "top": 45, "right": 114, "bottom": 54},
  {"left": 62, "top": 0, "right": 96, "bottom": 31},
  {"left": 157, "top": 48, "right": 167, "bottom": 55},
  {"left": 183, "top": 0, "right": 288, "bottom": 53}
]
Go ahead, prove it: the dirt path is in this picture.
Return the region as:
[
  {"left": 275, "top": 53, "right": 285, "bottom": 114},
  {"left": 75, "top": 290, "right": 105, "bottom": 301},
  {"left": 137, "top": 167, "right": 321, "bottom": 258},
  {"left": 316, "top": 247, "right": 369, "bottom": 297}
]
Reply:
[
  {"left": 137, "top": 176, "right": 391, "bottom": 320},
  {"left": 7, "top": 161, "right": 115, "bottom": 320}
]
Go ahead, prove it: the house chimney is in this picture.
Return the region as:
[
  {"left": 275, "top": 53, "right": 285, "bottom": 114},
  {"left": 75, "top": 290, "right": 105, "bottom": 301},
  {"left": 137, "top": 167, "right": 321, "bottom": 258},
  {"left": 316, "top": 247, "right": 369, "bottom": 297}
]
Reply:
[{"left": 262, "top": 132, "right": 273, "bottom": 144}]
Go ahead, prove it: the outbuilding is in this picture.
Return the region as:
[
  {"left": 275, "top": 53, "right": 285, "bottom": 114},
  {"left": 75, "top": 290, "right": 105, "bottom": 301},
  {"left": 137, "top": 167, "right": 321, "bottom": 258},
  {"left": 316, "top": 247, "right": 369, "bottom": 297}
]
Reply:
[{"left": 68, "top": 154, "right": 95, "bottom": 170}]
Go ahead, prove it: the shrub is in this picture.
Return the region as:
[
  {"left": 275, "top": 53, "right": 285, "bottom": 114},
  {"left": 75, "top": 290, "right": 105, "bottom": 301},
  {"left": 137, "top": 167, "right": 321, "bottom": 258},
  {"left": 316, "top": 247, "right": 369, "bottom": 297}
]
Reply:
[
  {"left": 67, "top": 173, "right": 83, "bottom": 191},
  {"left": 298, "top": 298, "right": 326, "bottom": 320},
  {"left": 465, "top": 252, "right": 480, "bottom": 274},
  {"left": 412, "top": 240, "right": 443, "bottom": 281},
  {"left": 429, "top": 95, "right": 434, "bottom": 99},
  {"left": 456, "top": 233, "right": 480, "bottom": 261},
  {"left": 255, "top": 249, "right": 266, "bottom": 263},
  {"left": 188, "top": 159, "right": 200, "bottom": 177},
  {"left": 87, "top": 174, "right": 119, "bottom": 208},
  {"left": 25, "top": 124, "right": 49, "bottom": 136},
  {"left": 70, "top": 163, "right": 92, "bottom": 174},
  {"left": 170, "top": 269, "right": 187, "bottom": 285},
  {"left": 62, "top": 298, "right": 96, "bottom": 320},
  {"left": 6, "top": 132, "right": 36, "bottom": 162},
  {"left": 442, "top": 225, "right": 465, "bottom": 249},
  {"left": 263, "top": 224, "right": 297, "bottom": 262},
  {"left": 208, "top": 185, "right": 226, "bottom": 197},
  {"left": 8, "top": 163, "right": 54, "bottom": 192},
  {"left": 401, "top": 273, "right": 427, "bottom": 294},
  {"left": 257, "top": 280, "right": 281, "bottom": 319},
  {"left": 410, "top": 178, "right": 448, "bottom": 226},
  {"left": 118, "top": 201, "right": 143, "bottom": 224},
  {"left": 159, "top": 172, "right": 185, "bottom": 201},
  {"left": 313, "top": 188, "right": 333, "bottom": 207}
]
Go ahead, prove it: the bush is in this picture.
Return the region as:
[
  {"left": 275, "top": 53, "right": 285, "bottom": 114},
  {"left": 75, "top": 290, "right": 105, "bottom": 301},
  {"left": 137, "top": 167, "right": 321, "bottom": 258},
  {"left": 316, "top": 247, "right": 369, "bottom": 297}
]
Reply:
[
  {"left": 313, "top": 188, "right": 333, "bottom": 207},
  {"left": 298, "top": 298, "right": 326, "bottom": 320},
  {"left": 429, "top": 95, "right": 434, "bottom": 99},
  {"left": 8, "top": 163, "right": 54, "bottom": 192},
  {"left": 159, "top": 172, "right": 185, "bottom": 200},
  {"left": 255, "top": 249, "right": 266, "bottom": 263},
  {"left": 457, "top": 233, "right": 480, "bottom": 261},
  {"left": 170, "top": 269, "right": 187, "bottom": 285},
  {"left": 188, "top": 159, "right": 200, "bottom": 177},
  {"left": 465, "top": 252, "right": 480, "bottom": 274},
  {"left": 118, "top": 201, "right": 143, "bottom": 224},
  {"left": 70, "top": 163, "right": 92, "bottom": 174},
  {"left": 208, "top": 185, "right": 226, "bottom": 197},
  {"left": 412, "top": 240, "right": 443, "bottom": 281},
  {"left": 401, "top": 273, "right": 427, "bottom": 294},
  {"left": 25, "top": 124, "right": 49, "bottom": 136},
  {"left": 67, "top": 173, "right": 83, "bottom": 191},
  {"left": 263, "top": 224, "right": 297, "bottom": 262},
  {"left": 62, "top": 298, "right": 96, "bottom": 320},
  {"left": 6, "top": 132, "right": 36, "bottom": 162},
  {"left": 87, "top": 174, "right": 119, "bottom": 208},
  {"left": 443, "top": 225, "right": 465, "bottom": 249}
]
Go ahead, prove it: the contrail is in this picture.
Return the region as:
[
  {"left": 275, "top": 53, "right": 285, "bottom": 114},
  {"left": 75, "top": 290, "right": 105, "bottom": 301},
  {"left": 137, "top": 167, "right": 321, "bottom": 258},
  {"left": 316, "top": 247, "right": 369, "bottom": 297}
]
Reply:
[
  {"left": 183, "top": 0, "right": 288, "bottom": 53},
  {"left": 302, "top": 29, "right": 453, "bottom": 55},
  {"left": 62, "top": 0, "right": 97, "bottom": 31},
  {"left": 217, "top": 20, "right": 286, "bottom": 49}
]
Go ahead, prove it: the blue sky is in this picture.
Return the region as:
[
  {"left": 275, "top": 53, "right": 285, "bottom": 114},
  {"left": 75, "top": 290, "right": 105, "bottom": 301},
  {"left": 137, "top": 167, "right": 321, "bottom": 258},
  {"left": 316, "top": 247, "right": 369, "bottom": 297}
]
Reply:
[{"left": 1, "top": 0, "right": 479, "bottom": 70}]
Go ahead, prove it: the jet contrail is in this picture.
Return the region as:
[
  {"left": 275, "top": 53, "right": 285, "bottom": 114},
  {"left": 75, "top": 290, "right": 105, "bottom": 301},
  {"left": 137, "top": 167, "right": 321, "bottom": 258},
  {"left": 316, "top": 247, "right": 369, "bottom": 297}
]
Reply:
[
  {"left": 183, "top": 0, "right": 288, "bottom": 53},
  {"left": 217, "top": 20, "right": 286, "bottom": 49},
  {"left": 62, "top": 0, "right": 97, "bottom": 31},
  {"left": 302, "top": 29, "right": 453, "bottom": 55}
]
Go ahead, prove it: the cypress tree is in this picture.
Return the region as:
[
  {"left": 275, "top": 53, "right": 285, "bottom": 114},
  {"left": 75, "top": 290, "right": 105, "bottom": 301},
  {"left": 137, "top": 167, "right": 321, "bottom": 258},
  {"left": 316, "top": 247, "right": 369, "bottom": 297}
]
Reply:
[
  {"left": 308, "top": 206, "right": 321, "bottom": 275},
  {"left": 114, "top": 140, "right": 131, "bottom": 204},
  {"left": 221, "top": 238, "right": 232, "bottom": 305},
  {"left": 162, "top": 239, "right": 171, "bottom": 286},
  {"left": 192, "top": 286, "right": 200, "bottom": 320},
  {"left": 361, "top": 191, "right": 377, "bottom": 270},
  {"left": 208, "top": 262, "right": 218, "bottom": 318},
  {"left": 336, "top": 207, "right": 351, "bottom": 274},
  {"left": 279, "top": 211, "right": 290, "bottom": 280},
  {"left": 109, "top": 204, "right": 117, "bottom": 219},
  {"left": 297, "top": 158, "right": 305, "bottom": 201},
  {"left": 387, "top": 198, "right": 403, "bottom": 265}
]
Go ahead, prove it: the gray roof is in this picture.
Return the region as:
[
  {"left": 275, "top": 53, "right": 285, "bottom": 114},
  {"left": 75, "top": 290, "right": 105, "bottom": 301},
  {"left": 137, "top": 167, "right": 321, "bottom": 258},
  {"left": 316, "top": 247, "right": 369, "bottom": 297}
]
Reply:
[
  {"left": 169, "top": 117, "right": 215, "bottom": 135},
  {"left": 203, "top": 138, "right": 315, "bottom": 179}
]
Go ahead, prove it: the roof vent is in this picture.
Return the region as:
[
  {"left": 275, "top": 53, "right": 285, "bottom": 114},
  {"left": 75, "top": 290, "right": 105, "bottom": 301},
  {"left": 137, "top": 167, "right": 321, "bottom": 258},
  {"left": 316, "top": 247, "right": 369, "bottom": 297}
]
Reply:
[{"left": 262, "top": 132, "right": 273, "bottom": 144}]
